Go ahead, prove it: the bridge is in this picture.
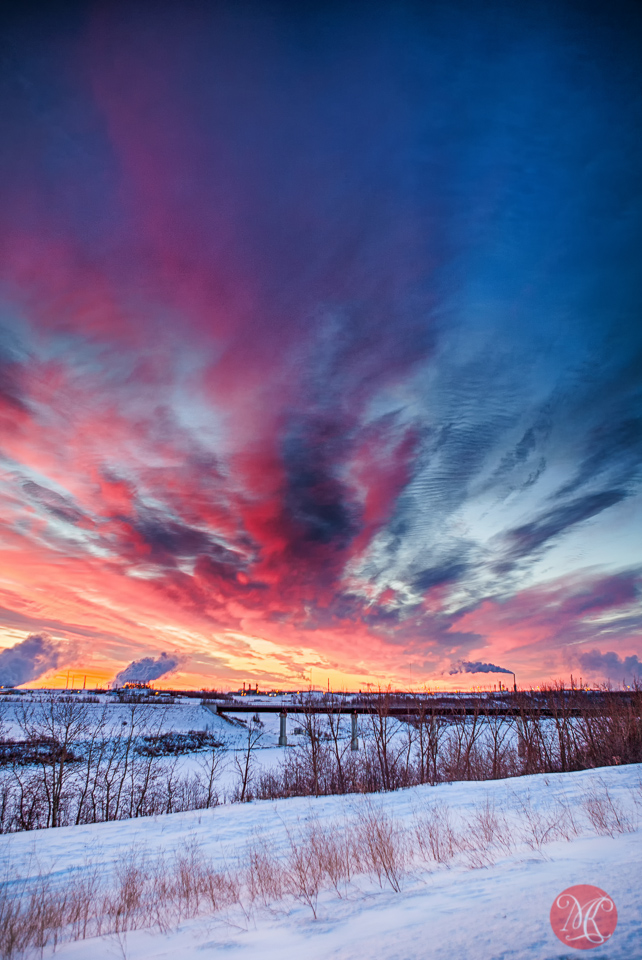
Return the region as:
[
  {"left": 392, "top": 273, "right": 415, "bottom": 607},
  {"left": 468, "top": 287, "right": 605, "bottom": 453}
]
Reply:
[{"left": 201, "top": 692, "right": 628, "bottom": 747}]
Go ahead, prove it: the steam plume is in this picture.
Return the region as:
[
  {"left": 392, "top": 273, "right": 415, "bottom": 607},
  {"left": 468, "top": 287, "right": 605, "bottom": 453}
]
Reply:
[
  {"left": 0, "top": 633, "right": 68, "bottom": 687},
  {"left": 449, "top": 659, "right": 513, "bottom": 676},
  {"left": 111, "top": 651, "right": 185, "bottom": 687}
]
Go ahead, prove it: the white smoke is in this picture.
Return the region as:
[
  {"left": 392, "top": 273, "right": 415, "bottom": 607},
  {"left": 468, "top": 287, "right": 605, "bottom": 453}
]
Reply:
[
  {"left": 0, "top": 633, "right": 69, "bottom": 687},
  {"left": 449, "top": 659, "right": 513, "bottom": 676},
  {"left": 111, "top": 652, "right": 185, "bottom": 688}
]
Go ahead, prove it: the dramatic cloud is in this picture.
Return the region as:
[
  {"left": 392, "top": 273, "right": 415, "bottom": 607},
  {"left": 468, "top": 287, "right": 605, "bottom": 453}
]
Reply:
[
  {"left": 576, "top": 649, "right": 642, "bottom": 681},
  {"left": 0, "top": 2, "right": 640, "bottom": 688},
  {"left": 449, "top": 660, "right": 513, "bottom": 676},
  {"left": 111, "top": 652, "right": 185, "bottom": 687},
  {"left": 0, "top": 634, "right": 69, "bottom": 687}
]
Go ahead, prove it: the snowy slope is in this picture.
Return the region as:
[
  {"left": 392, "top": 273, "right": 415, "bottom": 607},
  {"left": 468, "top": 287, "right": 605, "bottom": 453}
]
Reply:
[
  {"left": 1, "top": 698, "right": 215, "bottom": 739},
  {"left": 2, "top": 764, "right": 641, "bottom": 959}
]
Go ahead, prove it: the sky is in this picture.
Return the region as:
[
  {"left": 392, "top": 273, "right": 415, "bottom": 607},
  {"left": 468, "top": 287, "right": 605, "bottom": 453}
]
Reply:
[{"left": 0, "top": 0, "right": 641, "bottom": 691}]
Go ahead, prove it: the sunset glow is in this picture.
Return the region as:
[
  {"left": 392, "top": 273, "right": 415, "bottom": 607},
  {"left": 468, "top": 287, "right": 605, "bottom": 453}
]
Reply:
[{"left": 0, "top": 2, "right": 641, "bottom": 691}]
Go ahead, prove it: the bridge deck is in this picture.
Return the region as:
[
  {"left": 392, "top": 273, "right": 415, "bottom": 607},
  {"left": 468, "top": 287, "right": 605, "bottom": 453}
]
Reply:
[{"left": 202, "top": 702, "right": 599, "bottom": 718}]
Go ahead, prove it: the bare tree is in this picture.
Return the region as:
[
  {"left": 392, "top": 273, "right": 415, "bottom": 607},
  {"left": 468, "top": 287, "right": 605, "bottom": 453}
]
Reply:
[
  {"left": 366, "top": 688, "right": 407, "bottom": 790},
  {"left": 296, "top": 697, "right": 328, "bottom": 797},
  {"left": 74, "top": 704, "right": 110, "bottom": 824},
  {"left": 234, "top": 719, "right": 263, "bottom": 802},
  {"left": 195, "top": 742, "right": 226, "bottom": 808},
  {"left": 16, "top": 697, "right": 91, "bottom": 828},
  {"left": 325, "top": 698, "right": 350, "bottom": 794},
  {"left": 409, "top": 697, "right": 446, "bottom": 785}
]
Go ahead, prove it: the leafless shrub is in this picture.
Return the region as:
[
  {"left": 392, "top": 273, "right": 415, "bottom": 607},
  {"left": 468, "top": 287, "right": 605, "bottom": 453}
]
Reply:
[
  {"left": 200, "top": 863, "right": 242, "bottom": 915},
  {"left": 471, "top": 798, "right": 510, "bottom": 849},
  {"left": 414, "top": 802, "right": 460, "bottom": 865},
  {"left": 457, "top": 836, "right": 496, "bottom": 869},
  {"left": 147, "top": 841, "right": 243, "bottom": 927},
  {"left": 583, "top": 779, "right": 636, "bottom": 836},
  {"left": 511, "top": 791, "right": 576, "bottom": 852},
  {"left": 65, "top": 864, "right": 103, "bottom": 940},
  {"left": 173, "top": 839, "right": 208, "bottom": 919},
  {"left": 232, "top": 719, "right": 264, "bottom": 802},
  {"left": 3, "top": 686, "right": 642, "bottom": 834},
  {"left": 245, "top": 839, "right": 285, "bottom": 906},
  {"left": 282, "top": 823, "right": 324, "bottom": 918},
  {"left": 0, "top": 860, "right": 73, "bottom": 959},
  {"left": 1, "top": 768, "right": 638, "bottom": 956},
  {"left": 457, "top": 797, "right": 515, "bottom": 867},
  {"left": 551, "top": 793, "right": 581, "bottom": 841},
  {"left": 314, "top": 820, "right": 358, "bottom": 897},
  {"left": 0, "top": 880, "right": 25, "bottom": 959},
  {"left": 356, "top": 799, "right": 408, "bottom": 891},
  {"left": 108, "top": 852, "right": 150, "bottom": 933}
]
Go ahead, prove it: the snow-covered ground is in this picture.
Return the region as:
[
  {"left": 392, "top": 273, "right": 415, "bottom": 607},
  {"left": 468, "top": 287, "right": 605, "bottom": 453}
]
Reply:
[
  {"left": 1, "top": 697, "right": 217, "bottom": 739},
  {"left": 0, "top": 697, "right": 353, "bottom": 795},
  {"left": 2, "top": 763, "right": 641, "bottom": 959},
  {"left": 0, "top": 694, "right": 340, "bottom": 746}
]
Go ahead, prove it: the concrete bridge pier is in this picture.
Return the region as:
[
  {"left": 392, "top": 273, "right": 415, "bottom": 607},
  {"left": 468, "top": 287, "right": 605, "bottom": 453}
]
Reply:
[
  {"left": 279, "top": 709, "right": 288, "bottom": 746},
  {"left": 351, "top": 711, "right": 359, "bottom": 751}
]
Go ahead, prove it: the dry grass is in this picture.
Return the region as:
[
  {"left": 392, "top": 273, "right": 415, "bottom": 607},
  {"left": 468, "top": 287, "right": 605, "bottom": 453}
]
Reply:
[
  {"left": 511, "top": 791, "right": 577, "bottom": 852},
  {"left": 245, "top": 838, "right": 285, "bottom": 906},
  {"left": 458, "top": 798, "right": 515, "bottom": 868},
  {"left": 314, "top": 820, "right": 358, "bottom": 897},
  {"left": 414, "top": 802, "right": 460, "bottom": 865},
  {"left": 0, "top": 861, "right": 107, "bottom": 959},
  {"left": 414, "top": 798, "right": 512, "bottom": 869},
  {"left": 282, "top": 825, "right": 324, "bottom": 918},
  {"left": 582, "top": 779, "right": 637, "bottom": 836},
  {"left": 1, "top": 777, "right": 639, "bottom": 958},
  {"left": 413, "top": 786, "right": 586, "bottom": 871},
  {"left": 355, "top": 800, "right": 408, "bottom": 892}
]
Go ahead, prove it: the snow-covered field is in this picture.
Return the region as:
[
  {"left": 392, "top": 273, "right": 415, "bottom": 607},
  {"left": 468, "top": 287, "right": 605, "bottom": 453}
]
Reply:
[
  {"left": 0, "top": 696, "right": 353, "bottom": 795},
  {"left": 2, "top": 763, "right": 641, "bottom": 960},
  {"left": 1, "top": 697, "right": 223, "bottom": 740}
]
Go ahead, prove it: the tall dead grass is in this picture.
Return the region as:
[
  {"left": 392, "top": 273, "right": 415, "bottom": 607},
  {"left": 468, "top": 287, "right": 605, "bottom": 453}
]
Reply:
[
  {"left": 355, "top": 800, "right": 408, "bottom": 892},
  {"left": 582, "top": 778, "right": 636, "bottom": 836},
  {"left": 1, "top": 778, "right": 639, "bottom": 958}
]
